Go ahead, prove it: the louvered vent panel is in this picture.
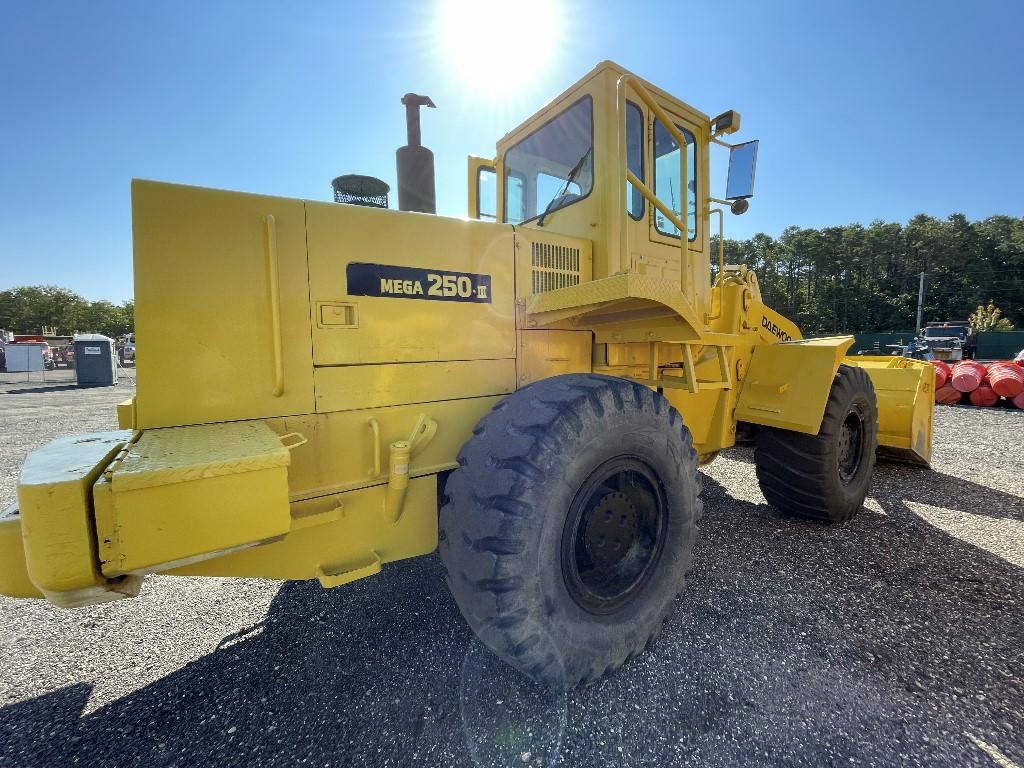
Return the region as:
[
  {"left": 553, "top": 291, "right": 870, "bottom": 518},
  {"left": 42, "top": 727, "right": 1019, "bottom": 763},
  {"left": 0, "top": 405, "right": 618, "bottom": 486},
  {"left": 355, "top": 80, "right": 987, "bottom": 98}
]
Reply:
[{"left": 531, "top": 242, "right": 581, "bottom": 294}]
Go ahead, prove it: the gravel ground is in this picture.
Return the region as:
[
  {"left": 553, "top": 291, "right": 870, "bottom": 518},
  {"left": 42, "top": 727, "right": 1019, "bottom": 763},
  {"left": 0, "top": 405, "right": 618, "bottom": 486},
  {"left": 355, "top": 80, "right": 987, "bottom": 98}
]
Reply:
[{"left": 1, "top": 374, "right": 1022, "bottom": 768}]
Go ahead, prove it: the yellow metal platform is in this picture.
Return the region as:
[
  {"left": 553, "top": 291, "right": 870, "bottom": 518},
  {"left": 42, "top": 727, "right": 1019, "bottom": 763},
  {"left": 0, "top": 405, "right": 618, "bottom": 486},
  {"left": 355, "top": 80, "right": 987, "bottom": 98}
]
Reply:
[{"left": 94, "top": 421, "right": 295, "bottom": 577}]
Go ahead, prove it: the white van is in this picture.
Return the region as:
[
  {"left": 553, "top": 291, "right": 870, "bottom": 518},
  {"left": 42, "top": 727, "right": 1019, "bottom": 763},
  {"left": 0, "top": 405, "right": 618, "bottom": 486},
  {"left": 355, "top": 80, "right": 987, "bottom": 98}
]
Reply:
[{"left": 119, "top": 333, "right": 136, "bottom": 365}]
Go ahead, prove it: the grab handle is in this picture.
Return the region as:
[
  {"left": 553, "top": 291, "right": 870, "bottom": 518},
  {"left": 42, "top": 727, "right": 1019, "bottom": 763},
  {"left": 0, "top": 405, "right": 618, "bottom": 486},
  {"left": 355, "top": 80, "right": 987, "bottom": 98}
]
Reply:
[
  {"left": 278, "top": 432, "right": 307, "bottom": 451},
  {"left": 264, "top": 214, "right": 284, "bottom": 397},
  {"left": 367, "top": 418, "right": 382, "bottom": 478}
]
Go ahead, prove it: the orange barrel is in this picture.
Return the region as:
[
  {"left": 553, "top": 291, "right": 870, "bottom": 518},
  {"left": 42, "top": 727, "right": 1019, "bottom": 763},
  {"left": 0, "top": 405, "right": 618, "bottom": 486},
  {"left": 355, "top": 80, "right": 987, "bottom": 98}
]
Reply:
[
  {"left": 987, "top": 361, "right": 1024, "bottom": 398},
  {"left": 935, "top": 384, "right": 962, "bottom": 405},
  {"left": 968, "top": 383, "right": 999, "bottom": 407},
  {"left": 951, "top": 360, "right": 987, "bottom": 392},
  {"left": 930, "top": 359, "right": 951, "bottom": 388},
  {"left": 1013, "top": 391, "right": 1024, "bottom": 409}
]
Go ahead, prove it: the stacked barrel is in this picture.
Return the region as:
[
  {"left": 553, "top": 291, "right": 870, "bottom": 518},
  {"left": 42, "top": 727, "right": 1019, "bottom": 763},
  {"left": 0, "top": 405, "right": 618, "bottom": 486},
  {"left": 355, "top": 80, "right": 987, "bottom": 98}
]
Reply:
[{"left": 934, "top": 359, "right": 1024, "bottom": 409}]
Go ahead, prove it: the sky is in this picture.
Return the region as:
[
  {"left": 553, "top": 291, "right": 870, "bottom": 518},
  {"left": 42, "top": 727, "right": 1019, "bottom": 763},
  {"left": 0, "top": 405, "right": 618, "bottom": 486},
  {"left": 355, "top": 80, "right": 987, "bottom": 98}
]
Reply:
[{"left": 1, "top": 0, "right": 1022, "bottom": 303}]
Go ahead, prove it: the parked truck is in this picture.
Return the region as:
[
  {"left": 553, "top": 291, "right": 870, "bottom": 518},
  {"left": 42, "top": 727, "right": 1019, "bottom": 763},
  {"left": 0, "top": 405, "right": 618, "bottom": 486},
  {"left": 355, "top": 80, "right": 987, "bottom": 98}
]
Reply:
[{"left": 920, "top": 321, "right": 973, "bottom": 361}]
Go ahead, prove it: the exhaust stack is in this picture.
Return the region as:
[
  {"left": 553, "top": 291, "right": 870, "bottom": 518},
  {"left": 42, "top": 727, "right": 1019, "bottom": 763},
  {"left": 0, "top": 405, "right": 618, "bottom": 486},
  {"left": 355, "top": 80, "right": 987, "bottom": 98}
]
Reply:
[{"left": 396, "top": 93, "right": 436, "bottom": 214}]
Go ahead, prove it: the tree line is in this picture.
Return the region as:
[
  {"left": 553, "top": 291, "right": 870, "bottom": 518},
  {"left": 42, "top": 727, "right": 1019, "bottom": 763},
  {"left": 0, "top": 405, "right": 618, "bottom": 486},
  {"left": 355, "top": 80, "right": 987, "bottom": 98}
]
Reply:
[
  {"left": 0, "top": 286, "right": 134, "bottom": 338},
  {"left": 2, "top": 213, "right": 1021, "bottom": 339},
  {"left": 714, "top": 213, "right": 1023, "bottom": 334}
]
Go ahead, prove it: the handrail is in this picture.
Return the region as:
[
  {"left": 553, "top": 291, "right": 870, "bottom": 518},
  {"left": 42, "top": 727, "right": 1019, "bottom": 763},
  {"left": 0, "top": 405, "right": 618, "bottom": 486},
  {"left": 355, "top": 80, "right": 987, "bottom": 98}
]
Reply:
[
  {"left": 626, "top": 169, "right": 686, "bottom": 235},
  {"left": 705, "top": 207, "right": 726, "bottom": 322},
  {"left": 264, "top": 214, "right": 284, "bottom": 397},
  {"left": 615, "top": 74, "right": 689, "bottom": 293},
  {"left": 710, "top": 207, "right": 725, "bottom": 275}
]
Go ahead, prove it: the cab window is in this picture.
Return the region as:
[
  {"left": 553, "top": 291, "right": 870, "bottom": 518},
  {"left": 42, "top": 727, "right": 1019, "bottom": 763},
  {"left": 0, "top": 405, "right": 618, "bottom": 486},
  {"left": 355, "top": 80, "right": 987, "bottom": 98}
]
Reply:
[
  {"left": 653, "top": 119, "right": 696, "bottom": 240},
  {"left": 506, "top": 172, "right": 526, "bottom": 224},
  {"left": 504, "top": 96, "right": 594, "bottom": 224},
  {"left": 476, "top": 167, "right": 497, "bottom": 220}
]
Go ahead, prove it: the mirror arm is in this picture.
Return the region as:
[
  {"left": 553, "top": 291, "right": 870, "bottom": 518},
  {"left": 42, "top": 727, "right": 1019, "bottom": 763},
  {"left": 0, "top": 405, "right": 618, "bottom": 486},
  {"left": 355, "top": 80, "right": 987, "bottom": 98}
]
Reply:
[
  {"left": 710, "top": 196, "right": 749, "bottom": 216},
  {"left": 711, "top": 136, "right": 736, "bottom": 149}
]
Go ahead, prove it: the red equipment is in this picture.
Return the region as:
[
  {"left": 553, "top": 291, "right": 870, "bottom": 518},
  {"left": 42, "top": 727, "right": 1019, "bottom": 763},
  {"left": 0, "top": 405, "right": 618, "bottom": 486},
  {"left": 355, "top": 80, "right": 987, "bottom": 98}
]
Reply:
[
  {"left": 950, "top": 360, "right": 987, "bottom": 393},
  {"left": 930, "top": 359, "right": 951, "bottom": 389},
  {"left": 987, "top": 361, "right": 1024, "bottom": 399},
  {"left": 968, "top": 384, "right": 999, "bottom": 407}
]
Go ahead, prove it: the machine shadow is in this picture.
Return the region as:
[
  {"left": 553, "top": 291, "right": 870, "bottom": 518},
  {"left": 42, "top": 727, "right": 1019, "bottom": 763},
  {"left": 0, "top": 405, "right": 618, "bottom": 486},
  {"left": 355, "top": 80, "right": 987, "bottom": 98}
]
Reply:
[
  {"left": 871, "top": 462, "right": 1024, "bottom": 522},
  {"left": 1, "top": 384, "right": 82, "bottom": 395},
  {"left": 721, "top": 445, "right": 1024, "bottom": 521},
  {"left": 0, "top": 558, "right": 478, "bottom": 767},
  {"left": 680, "top": 471, "right": 1023, "bottom": 763},
  {"left": 0, "top": 466, "right": 1020, "bottom": 767}
]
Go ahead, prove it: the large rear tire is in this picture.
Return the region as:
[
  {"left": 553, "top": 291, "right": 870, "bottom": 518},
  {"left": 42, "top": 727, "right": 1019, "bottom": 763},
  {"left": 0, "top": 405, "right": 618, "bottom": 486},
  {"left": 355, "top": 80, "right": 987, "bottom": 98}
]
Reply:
[
  {"left": 754, "top": 364, "right": 877, "bottom": 523},
  {"left": 439, "top": 374, "right": 701, "bottom": 689}
]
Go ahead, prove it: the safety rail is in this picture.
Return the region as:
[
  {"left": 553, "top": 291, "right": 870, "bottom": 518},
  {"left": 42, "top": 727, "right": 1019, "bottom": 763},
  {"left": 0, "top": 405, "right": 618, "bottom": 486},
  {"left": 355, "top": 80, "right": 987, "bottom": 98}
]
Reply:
[
  {"left": 626, "top": 341, "right": 732, "bottom": 395},
  {"left": 705, "top": 207, "right": 727, "bottom": 322}
]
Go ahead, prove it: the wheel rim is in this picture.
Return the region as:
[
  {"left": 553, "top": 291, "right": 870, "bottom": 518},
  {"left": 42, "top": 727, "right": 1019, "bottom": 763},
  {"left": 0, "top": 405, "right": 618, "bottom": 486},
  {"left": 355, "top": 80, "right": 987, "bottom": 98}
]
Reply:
[
  {"left": 837, "top": 404, "right": 866, "bottom": 484},
  {"left": 561, "top": 456, "right": 668, "bottom": 615}
]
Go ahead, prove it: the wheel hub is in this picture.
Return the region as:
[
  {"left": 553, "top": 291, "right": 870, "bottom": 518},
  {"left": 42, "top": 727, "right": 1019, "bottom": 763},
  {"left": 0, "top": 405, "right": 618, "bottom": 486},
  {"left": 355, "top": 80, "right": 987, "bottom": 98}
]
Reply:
[
  {"left": 561, "top": 458, "right": 669, "bottom": 615},
  {"left": 583, "top": 491, "right": 638, "bottom": 568},
  {"left": 837, "top": 408, "right": 865, "bottom": 483}
]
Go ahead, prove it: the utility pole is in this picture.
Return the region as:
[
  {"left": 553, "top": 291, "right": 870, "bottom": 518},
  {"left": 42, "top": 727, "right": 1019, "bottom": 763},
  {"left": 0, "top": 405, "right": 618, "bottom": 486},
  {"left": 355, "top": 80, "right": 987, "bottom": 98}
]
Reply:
[{"left": 915, "top": 272, "right": 926, "bottom": 332}]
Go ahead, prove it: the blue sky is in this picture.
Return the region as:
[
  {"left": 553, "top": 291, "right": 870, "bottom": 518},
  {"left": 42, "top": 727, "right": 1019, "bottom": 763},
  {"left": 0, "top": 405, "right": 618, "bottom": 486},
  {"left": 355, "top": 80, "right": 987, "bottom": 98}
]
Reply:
[{"left": 1, "top": 0, "right": 1022, "bottom": 303}]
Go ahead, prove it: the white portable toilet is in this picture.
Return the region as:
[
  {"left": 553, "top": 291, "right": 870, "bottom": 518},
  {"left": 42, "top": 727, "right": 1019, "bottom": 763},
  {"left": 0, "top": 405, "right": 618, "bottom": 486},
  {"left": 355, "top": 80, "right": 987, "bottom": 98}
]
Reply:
[{"left": 3, "top": 343, "right": 47, "bottom": 372}]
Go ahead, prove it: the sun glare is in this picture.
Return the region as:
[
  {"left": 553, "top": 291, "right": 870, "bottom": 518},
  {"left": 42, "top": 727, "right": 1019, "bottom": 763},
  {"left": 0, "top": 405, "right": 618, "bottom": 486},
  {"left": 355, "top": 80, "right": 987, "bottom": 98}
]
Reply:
[{"left": 436, "top": 0, "right": 563, "bottom": 93}]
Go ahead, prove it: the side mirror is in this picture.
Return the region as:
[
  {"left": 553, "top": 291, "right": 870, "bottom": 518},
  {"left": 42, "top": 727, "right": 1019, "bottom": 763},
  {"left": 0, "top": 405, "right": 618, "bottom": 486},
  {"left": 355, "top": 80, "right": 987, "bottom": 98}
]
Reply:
[{"left": 726, "top": 140, "right": 759, "bottom": 201}]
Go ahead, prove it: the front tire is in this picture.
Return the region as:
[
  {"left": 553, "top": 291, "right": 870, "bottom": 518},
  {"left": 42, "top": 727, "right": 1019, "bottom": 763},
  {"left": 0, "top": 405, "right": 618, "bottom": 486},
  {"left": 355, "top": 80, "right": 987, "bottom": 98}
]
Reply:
[
  {"left": 439, "top": 374, "right": 701, "bottom": 689},
  {"left": 754, "top": 364, "right": 878, "bottom": 523}
]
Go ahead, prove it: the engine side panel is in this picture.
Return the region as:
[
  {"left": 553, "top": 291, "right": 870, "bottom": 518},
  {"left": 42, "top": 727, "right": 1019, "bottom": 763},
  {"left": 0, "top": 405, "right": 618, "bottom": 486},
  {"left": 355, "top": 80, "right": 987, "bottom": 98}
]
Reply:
[
  {"left": 133, "top": 180, "right": 315, "bottom": 429},
  {"left": 305, "top": 201, "right": 517, "bottom": 366}
]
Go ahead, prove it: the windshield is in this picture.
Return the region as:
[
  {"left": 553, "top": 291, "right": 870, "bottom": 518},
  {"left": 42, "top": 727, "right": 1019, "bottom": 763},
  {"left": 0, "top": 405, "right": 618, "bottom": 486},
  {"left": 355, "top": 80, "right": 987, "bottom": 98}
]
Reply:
[
  {"left": 924, "top": 326, "right": 966, "bottom": 339},
  {"left": 503, "top": 96, "right": 593, "bottom": 225}
]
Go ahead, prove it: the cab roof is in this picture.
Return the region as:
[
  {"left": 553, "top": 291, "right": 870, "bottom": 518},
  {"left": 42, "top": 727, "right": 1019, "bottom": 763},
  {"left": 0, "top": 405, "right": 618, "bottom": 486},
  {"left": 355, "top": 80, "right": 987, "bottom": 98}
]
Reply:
[{"left": 497, "top": 60, "right": 711, "bottom": 151}]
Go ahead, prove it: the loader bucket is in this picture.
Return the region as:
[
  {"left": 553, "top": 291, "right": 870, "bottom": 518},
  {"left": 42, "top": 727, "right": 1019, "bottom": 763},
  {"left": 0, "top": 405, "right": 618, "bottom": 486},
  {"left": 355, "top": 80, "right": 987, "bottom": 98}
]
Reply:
[{"left": 844, "top": 356, "right": 934, "bottom": 467}]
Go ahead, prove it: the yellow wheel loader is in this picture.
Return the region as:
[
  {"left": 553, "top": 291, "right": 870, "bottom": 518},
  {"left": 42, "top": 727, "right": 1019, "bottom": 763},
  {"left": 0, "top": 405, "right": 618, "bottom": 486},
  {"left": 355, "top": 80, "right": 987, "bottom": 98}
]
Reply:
[{"left": 0, "top": 61, "right": 934, "bottom": 688}]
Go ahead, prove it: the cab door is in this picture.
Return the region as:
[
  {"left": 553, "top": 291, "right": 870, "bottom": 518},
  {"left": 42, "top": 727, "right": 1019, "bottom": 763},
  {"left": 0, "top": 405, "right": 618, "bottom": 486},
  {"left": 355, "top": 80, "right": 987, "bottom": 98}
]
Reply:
[{"left": 622, "top": 95, "right": 711, "bottom": 318}]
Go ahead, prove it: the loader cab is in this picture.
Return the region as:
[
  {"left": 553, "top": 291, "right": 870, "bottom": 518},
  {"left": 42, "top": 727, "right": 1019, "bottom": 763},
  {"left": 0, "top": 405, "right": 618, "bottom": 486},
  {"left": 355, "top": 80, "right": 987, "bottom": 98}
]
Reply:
[{"left": 469, "top": 61, "right": 715, "bottom": 321}]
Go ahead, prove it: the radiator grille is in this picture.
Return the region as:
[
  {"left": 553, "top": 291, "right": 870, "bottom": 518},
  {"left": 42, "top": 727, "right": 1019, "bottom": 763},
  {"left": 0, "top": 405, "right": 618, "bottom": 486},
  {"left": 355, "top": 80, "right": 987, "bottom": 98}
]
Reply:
[{"left": 531, "top": 242, "right": 581, "bottom": 294}]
